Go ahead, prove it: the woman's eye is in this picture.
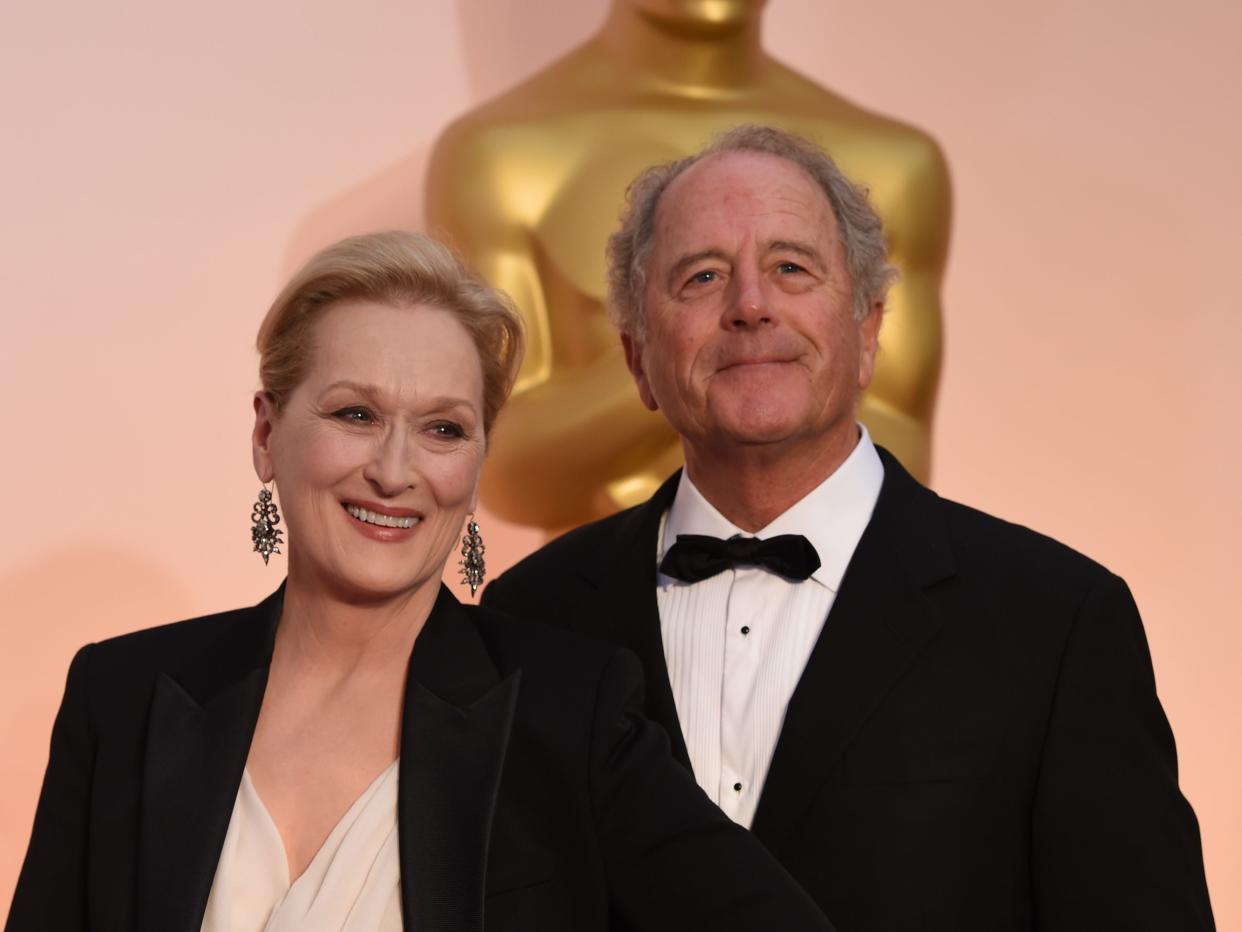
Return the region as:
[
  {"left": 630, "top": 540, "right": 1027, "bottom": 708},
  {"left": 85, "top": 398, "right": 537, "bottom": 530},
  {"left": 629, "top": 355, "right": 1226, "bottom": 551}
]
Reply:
[
  {"left": 431, "top": 421, "right": 466, "bottom": 440},
  {"left": 333, "top": 407, "right": 374, "bottom": 424}
]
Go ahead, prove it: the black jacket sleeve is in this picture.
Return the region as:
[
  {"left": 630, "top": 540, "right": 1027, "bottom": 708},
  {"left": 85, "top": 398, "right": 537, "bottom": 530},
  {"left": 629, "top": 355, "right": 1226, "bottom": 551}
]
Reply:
[
  {"left": 6, "top": 645, "right": 96, "bottom": 931},
  {"left": 1031, "top": 573, "right": 1215, "bottom": 929},
  {"left": 586, "top": 648, "right": 834, "bottom": 932}
]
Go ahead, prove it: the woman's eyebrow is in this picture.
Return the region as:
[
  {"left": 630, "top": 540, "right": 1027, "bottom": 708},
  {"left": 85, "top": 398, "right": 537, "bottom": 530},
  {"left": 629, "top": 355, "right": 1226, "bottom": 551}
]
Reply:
[
  {"left": 420, "top": 395, "right": 479, "bottom": 415},
  {"left": 320, "top": 382, "right": 478, "bottom": 415},
  {"left": 319, "top": 379, "right": 384, "bottom": 402}
]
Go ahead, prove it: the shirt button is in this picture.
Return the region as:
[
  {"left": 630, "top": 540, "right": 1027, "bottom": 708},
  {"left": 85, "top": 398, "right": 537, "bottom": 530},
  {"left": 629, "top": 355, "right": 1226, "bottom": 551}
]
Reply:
[
  {"left": 733, "top": 782, "right": 743, "bottom": 792},
  {"left": 740, "top": 625, "right": 750, "bottom": 635}
]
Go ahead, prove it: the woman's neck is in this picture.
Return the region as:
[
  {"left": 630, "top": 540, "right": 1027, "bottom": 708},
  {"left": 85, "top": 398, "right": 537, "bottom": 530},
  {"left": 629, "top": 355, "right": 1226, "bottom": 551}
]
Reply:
[
  {"left": 274, "top": 568, "right": 438, "bottom": 680},
  {"left": 598, "top": 1, "right": 767, "bottom": 93}
]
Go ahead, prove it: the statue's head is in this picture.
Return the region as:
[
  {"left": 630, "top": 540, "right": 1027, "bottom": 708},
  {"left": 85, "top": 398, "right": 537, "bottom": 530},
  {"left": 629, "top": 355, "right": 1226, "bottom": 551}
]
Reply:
[{"left": 623, "top": 0, "right": 767, "bottom": 32}]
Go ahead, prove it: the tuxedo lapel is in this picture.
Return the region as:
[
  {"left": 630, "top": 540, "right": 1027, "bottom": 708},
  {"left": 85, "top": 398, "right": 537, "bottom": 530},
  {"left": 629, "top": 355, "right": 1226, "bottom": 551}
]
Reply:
[
  {"left": 399, "top": 586, "right": 520, "bottom": 932},
  {"left": 136, "top": 589, "right": 281, "bottom": 932},
  {"left": 751, "top": 452, "right": 956, "bottom": 853},
  {"left": 574, "top": 472, "right": 690, "bottom": 768}
]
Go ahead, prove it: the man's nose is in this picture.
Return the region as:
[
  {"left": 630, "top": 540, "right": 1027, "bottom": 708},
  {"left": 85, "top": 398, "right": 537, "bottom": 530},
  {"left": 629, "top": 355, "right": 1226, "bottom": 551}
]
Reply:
[
  {"left": 363, "top": 429, "right": 416, "bottom": 496},
  {"left": 724, "top": 268, "right": 774, "bottom": 330}
]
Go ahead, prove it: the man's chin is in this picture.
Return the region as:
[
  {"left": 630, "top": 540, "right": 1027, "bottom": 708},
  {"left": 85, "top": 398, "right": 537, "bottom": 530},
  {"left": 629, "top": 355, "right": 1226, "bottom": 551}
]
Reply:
[{"left": 710, "top": 414, "right": 806, "bottom": 449}]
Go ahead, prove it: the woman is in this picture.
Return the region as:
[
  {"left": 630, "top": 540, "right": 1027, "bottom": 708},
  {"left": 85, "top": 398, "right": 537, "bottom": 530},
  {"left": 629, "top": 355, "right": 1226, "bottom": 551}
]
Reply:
[{"left": 6, "top": 232, "right": 832, "bottom": 932}]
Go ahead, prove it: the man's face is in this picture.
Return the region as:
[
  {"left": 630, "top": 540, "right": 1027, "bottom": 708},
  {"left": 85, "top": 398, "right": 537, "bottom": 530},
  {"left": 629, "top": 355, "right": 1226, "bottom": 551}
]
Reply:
[{"left": 624, "top": 151, "right": 881, "bottom": 461}]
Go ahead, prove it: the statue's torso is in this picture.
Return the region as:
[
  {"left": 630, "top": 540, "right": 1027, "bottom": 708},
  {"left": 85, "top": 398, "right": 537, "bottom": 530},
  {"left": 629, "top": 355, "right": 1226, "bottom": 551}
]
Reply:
[{"left": 427, "top": 47, "right": 950, "bottom": 524}]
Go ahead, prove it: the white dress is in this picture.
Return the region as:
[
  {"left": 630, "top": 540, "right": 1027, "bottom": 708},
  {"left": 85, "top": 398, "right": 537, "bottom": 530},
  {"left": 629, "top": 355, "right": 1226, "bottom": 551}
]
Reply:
[{"left": 200, "top": 761, "right": 404, "bottom": 932}]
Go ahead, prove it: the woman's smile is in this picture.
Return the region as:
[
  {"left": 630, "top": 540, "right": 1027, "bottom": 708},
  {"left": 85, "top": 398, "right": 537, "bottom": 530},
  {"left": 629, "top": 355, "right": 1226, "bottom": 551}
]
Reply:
[
  {"left": 343, "top": 502, "right": 420, "bottom": 529},
  {"left": 341, "top": 500, "right": 423, "bottom": 542}
]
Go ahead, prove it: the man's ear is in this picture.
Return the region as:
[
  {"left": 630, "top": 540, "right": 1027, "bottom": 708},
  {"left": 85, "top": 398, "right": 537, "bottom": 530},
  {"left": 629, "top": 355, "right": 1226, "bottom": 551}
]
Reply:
[
  {"left": 252, "top": 392, "right": 277, "bottom": 482},
  {"left": 857, "top": 301, "right": 884, "bottom": 391},
  {"left": 621, "top": 332, "right": 659, "bottom": 412}
]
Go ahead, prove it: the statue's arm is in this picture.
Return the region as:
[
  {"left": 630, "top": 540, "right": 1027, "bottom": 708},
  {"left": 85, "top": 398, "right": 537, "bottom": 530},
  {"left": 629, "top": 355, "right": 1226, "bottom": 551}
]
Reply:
[
  {"left": 861, "top": 134, "right": 952, "bottom": 481},
  {"left": 425, "top": 129, "right": 678, "bottom": 530}
]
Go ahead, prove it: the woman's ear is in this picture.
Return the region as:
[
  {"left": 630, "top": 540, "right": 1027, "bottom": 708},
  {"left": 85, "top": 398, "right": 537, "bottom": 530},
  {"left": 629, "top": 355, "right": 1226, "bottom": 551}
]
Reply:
[
  {"left": 466, "top": 473, "right": 481, "bottom": 517},
  {"left": 252, "top": 392, "right": 277, "bottom": 482}
]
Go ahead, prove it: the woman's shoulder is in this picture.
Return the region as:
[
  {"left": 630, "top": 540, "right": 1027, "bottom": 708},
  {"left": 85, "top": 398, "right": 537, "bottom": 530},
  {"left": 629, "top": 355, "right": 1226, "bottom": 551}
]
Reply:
[{"left": 81, "top": 590, "right": 279, "bottom": 681}]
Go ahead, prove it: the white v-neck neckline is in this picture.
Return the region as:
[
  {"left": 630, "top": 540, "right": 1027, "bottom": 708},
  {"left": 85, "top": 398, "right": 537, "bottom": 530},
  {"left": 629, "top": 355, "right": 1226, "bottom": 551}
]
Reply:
[{"left": 241, "top": 759, "right": 400, "bottom": 891}]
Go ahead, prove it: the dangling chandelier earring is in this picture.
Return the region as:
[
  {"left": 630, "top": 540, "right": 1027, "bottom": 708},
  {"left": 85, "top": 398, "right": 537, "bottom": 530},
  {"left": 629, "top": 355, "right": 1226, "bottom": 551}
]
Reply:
[
  {"left": 251, "top": 482, "right": 283, "bottom": 565},
  {"left": 459, "top": 515, "right": 485, "bottom": 597}
]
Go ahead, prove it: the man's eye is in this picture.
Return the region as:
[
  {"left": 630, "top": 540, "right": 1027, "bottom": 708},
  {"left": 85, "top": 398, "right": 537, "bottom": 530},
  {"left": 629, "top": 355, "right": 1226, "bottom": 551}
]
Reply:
[
  {"left": 688, "top": 270, "right": 718, "bottom": 286},
  {"left": 777, "top": 262, "right": 806, "bottom": 274},
  {"left": 334, "top": 407, "right": 374, "bottom": 424}
]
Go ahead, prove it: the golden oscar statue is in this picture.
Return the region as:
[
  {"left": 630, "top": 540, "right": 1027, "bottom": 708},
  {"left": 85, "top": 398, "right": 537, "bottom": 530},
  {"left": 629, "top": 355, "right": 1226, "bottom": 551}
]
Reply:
[{"left": 426, "top": 0, "right": 951, "bottom": 534}]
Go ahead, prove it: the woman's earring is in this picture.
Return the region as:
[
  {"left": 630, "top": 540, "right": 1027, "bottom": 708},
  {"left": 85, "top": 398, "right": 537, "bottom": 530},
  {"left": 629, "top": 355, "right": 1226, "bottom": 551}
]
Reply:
[
  {"left": 251, "top": 484, "right": 283, "bottom": 565},
  {"left": 459, "top": 515, "right": 486, "bottom": 597}
]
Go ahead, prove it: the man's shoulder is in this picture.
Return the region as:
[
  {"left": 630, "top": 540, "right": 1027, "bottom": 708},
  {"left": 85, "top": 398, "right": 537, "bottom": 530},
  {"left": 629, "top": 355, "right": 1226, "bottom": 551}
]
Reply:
[
  {"left": 488, "top": 504, "right": 643, "bottom": 596},
  {"left": 470, "top": 601, "right": 617, "bottom": 667},
  {"left": 467, "top": 601, "right": 640, "bottom": 710},
  {"left": 934, "top": 491, "right": 1116, "bottom": 592},
  {"left": 876, "top": 448, "right": 1113, "bottom": 590}
]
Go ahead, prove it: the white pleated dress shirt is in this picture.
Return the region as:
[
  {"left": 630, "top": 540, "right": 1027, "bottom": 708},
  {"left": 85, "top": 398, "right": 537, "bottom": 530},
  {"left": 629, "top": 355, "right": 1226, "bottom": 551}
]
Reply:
[
  {"left": 657, "top": 426, "right": 884, "bottom": 828},
  {"left": 201, "top": 760, "right": 403, "bottom": 932}
]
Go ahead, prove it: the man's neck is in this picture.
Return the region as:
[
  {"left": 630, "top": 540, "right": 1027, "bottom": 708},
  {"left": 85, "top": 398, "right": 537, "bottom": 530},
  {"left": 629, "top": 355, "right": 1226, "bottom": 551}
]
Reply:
[
  {"left": 598, "top": 1, "right": 766, "bottom": 93},
  {"left": 682, "top": 426, "right": 861, "bottom": 532}
]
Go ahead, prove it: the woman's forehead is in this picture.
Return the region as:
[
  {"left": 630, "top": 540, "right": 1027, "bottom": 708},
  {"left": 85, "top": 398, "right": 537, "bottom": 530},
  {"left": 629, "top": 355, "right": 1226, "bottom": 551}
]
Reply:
[{"left": 305, "top": 300, "right": 484, "bottom": 404}]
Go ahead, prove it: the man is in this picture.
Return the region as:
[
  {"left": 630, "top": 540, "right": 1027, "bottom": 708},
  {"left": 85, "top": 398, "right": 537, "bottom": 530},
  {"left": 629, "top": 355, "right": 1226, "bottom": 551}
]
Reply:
[{"left": 482, "top": 125, "right": 1215, "bottom": 930}]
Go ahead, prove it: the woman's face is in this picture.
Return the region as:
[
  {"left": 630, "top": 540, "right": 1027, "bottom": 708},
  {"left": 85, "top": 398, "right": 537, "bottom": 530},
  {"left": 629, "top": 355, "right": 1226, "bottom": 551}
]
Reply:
[{"left": 252, "top": 299, "right": 486, "bottom": 603}]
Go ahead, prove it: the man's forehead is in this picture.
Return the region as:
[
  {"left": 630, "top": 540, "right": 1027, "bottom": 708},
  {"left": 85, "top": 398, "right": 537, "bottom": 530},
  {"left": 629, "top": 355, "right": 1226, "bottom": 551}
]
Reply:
[
  {"left": 665, "top": 150, "right": 825, "bottom": 205},
  {"left": 652, "top": 151, "right": 837, "bottom": 253}
]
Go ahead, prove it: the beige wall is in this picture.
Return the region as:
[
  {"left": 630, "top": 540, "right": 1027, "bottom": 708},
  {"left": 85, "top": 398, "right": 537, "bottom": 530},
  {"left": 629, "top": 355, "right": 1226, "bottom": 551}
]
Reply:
[{"left": 2, "top": 0, "right": 1238, "bottom": 923}]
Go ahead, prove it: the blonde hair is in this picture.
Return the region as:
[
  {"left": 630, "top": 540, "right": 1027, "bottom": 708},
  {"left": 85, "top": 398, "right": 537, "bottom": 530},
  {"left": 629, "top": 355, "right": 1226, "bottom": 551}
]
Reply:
[
  {"left": 257, "top": 231, "right": 524, "bottom": 435},
  {"left": 607, "top": 124, "right": 898, "bottom": 337}
]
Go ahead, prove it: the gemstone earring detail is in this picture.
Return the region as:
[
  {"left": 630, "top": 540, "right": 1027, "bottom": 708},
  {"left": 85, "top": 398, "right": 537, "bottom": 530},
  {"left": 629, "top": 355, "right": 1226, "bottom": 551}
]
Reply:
[
  {"left": 459, "top": 516, "right": 485, "bottom": 596},
  {"left": 251, "top": 484, "right": 283, "bottom": 565}
]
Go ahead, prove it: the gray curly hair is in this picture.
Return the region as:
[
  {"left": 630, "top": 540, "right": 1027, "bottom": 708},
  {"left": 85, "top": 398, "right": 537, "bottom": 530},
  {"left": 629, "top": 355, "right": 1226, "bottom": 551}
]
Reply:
[{"left": 606, "top": 124, "right": 897, "bottom": 337}]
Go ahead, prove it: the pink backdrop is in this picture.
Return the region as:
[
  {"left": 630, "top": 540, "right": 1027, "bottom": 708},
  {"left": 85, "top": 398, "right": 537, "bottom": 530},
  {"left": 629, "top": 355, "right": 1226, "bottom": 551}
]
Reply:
[{"left": 2, "top": 0, "right": 1238, "bottom": 923}]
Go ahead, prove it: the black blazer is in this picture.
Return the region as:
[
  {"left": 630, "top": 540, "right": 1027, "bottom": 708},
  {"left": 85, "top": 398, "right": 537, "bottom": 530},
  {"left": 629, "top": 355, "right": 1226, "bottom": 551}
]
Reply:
[
  {"left": 483, "top": 449, "right": 1216, "bottom": 931},
  {"left": 7, "top": 586, "right": 834, "bottom": 932}
]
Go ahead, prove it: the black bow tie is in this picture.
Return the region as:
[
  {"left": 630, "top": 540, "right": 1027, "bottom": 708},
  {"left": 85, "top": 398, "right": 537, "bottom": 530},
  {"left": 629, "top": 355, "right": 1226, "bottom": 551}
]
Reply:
[{"left": 659, "top": 533, "right": 821, "bottom": 583}]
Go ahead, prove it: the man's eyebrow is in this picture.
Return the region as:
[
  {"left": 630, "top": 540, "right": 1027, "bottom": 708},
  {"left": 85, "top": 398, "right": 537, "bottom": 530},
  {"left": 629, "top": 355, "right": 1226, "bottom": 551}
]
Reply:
[
  {"left": 765, "top": 240, "right": 826, "bottom": 270},
  {"left": 666, "top": 249, "right": 729, "bottom": 290}
]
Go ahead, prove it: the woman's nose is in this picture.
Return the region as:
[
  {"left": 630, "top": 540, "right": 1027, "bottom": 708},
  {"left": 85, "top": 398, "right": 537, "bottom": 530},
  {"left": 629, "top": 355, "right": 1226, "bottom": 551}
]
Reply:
[{"left": 362, "top": 430, "right": 415, "bottom": 496}]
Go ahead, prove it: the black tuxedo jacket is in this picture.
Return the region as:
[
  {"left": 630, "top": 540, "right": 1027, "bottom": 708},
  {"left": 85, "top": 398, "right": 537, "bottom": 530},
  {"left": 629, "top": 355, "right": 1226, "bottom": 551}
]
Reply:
[
  {"left": 7, "top": 586, "right": 833, "bottom": 932},
  {"left": 483, "top": 449, "right": 1215, "bottom": 931}
]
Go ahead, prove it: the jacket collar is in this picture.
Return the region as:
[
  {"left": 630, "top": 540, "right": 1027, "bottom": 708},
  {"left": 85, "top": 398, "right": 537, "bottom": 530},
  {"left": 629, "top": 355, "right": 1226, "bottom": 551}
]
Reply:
[
  {"left": 572, "top": 470, "right": 691, "bottom": 767},
  {"left": 398, "top": 586, "right": 520, "bottom": 932},
  {"left": 136, "top": 583, "right": 518, "bottom": 932},
  {"left": 750, "top": 447, "right": 957, "bottom": 849},
  {"left": 136, "top": 587, "right": 281, "bottom": 932}
]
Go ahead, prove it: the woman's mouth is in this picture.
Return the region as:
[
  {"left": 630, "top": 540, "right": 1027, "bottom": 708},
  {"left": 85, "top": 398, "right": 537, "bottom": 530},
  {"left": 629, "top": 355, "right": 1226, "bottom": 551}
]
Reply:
[{"left": 342, "top": 503, "right": 421, "bottom": 529}]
